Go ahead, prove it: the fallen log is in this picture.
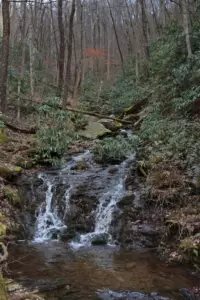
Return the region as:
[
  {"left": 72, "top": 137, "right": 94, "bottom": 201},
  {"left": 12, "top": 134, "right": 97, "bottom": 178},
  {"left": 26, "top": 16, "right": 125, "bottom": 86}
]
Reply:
[
  {"left": 2, "top": 115, "right": 36, "bottom": 134},
  {"left": 6, "top": 97, "right": 136, "bottom": 125},
  {"left": 65, "top": 107, "right": 135, "bottom": 125}
]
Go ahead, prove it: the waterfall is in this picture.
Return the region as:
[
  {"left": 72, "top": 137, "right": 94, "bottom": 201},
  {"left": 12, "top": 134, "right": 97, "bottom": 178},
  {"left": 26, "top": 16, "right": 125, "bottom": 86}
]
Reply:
[
  {"left": 94, "top": 159, "right": 130, "bottom": 234},
  {"left": 34, "top": 175, "right": 67, "bottom": 242},
  {"left": 71, "top": 156, "right": 134, "bottom": 248},
  {"left": 33, "top": 152, "right": 135, "bottom": 246}
]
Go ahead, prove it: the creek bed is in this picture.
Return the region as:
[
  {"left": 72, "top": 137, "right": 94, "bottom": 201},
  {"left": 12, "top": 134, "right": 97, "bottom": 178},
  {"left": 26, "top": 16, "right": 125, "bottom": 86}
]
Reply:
[{"left": 7, "top": 241, "right": 199, "bottom": 299}]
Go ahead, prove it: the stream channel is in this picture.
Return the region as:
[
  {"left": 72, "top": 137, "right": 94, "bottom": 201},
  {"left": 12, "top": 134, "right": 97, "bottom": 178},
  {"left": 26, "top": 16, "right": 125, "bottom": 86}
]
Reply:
[{"left": 8, "top": 151, "right": 199, "bottom": 299}]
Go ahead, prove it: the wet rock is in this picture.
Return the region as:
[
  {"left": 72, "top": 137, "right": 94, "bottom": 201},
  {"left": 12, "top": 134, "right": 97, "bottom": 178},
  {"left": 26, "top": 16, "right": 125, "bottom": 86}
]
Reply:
[
  {"left": 117, "top": 192, "right": 135, "bottom": 208},
  {"left": 91, "top": 233, "right": 108, "bottom": 245},
  {"left": 22, "top": 279, "right": 69, "bottom": 293},
  {"left": 97, "top": 289, "right": 169, "bottom": 300},
  {"left": 98, "top": 118, "right": 121, "bottom": 132},
  {"left": 71, "top": 160, "right": 88, "bottom": 171},
  {"left": 180, "top": 288, "right": 200, "bottom": 299},
  {"left": 59, "top": 227, "right": 76, "bottom": 241}
]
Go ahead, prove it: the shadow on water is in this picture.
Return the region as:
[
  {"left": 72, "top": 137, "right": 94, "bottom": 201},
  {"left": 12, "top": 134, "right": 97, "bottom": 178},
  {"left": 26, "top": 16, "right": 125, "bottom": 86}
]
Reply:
[{"left": 7, "top": 241, "right": 199, "bottom": 300}]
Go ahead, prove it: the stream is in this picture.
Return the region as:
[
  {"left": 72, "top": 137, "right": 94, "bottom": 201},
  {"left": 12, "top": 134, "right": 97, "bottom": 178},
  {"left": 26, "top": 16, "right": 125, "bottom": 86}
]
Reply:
[{"left": 8, "top": 151, "right": 200, "bottom": 299}]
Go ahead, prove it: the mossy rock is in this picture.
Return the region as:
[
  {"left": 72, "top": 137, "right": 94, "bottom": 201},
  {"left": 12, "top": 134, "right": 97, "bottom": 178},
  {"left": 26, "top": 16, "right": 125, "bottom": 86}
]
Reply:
[
  {"left": 0, "top": 133, "right": 8, "bottom": 144},
  {"left": 79, "top": 121, "right": 111, "bottom": 139},
  {"left": 98, "top": 118, "right": 122, "bottom": 132},
  {"left": 3, "top": 186, "right": 22, "bottom": 207},
  {"left": 0, "top": 163, "right": 22, "bottom": 179},
  {"left": 72, "top": 160, "right": 88, "bottom": 171}
]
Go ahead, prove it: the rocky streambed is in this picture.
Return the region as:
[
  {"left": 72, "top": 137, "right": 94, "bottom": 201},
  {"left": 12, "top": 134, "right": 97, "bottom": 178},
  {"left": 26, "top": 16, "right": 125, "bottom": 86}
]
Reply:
[{"left": 4, "top": 150, "right": 200, "bottom": 299}]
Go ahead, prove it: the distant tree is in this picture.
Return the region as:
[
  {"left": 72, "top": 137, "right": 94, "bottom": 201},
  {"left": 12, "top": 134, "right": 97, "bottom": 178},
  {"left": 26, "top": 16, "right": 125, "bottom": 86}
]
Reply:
[
  {"left": 63, "top": 0, "right": 76, "bottom": 107},
  {"left": 0, "top": 0, "right": 10, "bottom": 113}
]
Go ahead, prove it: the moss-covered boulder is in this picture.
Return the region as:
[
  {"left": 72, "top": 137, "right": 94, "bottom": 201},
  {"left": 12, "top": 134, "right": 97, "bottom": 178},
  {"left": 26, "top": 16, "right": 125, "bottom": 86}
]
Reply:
[
  {"left": 3, "top": 186, "right": 22, "bottom": 207},
  {"left": 98, "top": 118, "right": 122, "bottom": 132},
  {"left": 0, "top": 133, "right": 8, "bottom": 145},
  {"left": 79, "top": 121, "right": 111, "bottom": 139},
  {"left": 0, "top": 163, "right": 22, "bottom": 179}
]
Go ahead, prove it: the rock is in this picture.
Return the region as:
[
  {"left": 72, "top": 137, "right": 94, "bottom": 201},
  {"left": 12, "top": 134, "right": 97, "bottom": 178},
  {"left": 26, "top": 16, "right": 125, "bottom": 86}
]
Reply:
[
  {"left": 98, "top": 118, "right": 121, "bottom": 132},
  {"left": 0, "top": 163, "right": 22, "bottom": 179},
  {"left": 59, "top": 227, "right": 76, "bottom": 241},
  {"left": 7, "top": 283, "right": 23, "bottom": 293},
  {"left": 91, "top": 233, "right": 108, "bottom": 245},
  {"left": 34, "top": 279, "right": 68, "bottom": 293},
  {"left": 71, "top": 160, "right": 88, "bottom": 171},
  {"left": 97, "top": 289, "right": 169, "bottom": 300},
  {"left": 3, "top": 186, "right": 22, "bottom": 207},
  {"left": 117, "top": 192, "right": 135, "bottom": 208},
  {"left": 79, "top": 121, "right": 111, "bottom": 139},
  {"left": 180, "top": 288, "right": 200, "bottom": 300}
]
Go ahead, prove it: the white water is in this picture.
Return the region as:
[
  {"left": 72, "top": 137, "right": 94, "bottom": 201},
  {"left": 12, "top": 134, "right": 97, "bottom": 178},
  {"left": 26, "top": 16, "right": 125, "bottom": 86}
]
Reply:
[
  {"left": 34, "top": 176, "right": 67, "bottom": 242},
  {"left": 71, "top": 156, "right": 134, "bottom": 248},
  {"left": 34, "top": 152, "right": 135, "bottom": 246}
]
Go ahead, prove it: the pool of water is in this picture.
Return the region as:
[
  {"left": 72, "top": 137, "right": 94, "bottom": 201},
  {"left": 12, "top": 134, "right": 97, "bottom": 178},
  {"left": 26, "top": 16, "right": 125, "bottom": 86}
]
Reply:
[{"left": 7, "top": 241, "right": 199, "bottom": 299}]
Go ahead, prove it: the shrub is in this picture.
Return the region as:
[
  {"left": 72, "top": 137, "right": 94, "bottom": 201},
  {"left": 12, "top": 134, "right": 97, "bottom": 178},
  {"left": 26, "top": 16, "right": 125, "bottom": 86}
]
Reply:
[
  {"left": 93, "top": 135, "right": 139, "bottom": 164},
  {"left": 36, "top": 97, "right": 81, "bottom": 165}
]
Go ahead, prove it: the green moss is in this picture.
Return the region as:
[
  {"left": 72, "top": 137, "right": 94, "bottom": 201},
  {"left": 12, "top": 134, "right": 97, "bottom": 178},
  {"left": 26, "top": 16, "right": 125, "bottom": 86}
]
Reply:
[
  {"left": 179, "top": 234, "right": 200, "bottom": 267},
  {"left": 0, "top": 133, "right": 8, "bottom": 144},
  {"left": 13, "top": 166, "right": 21, "bottom": 172},
  {"left": 0, "top": 164, "right": 22, "bottom": 178},
  {"left": 3, "top": 187, "right": 22, "bottom": 207}
]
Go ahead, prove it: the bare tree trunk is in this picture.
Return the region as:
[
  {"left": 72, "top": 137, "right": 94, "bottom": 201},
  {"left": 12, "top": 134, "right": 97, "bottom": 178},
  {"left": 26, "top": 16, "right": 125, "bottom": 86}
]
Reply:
[
  {"left": 160, "top": 0, "right": 166, "bottom": 28},
  {"left": 140, "top": 0, "right": 149, "bottom": 60},
  {"left": 63, "top": 0, "right": 76, "bottom": 107},
  {"left": 58, "top": 0, "right": 65, "bottom": 94},
  {"left": 107, "top": 0, "right": 124, "bottom": 72},
  {"left": 135, "top": 0, "right": 140, "bottom": 81},
  {"left": 29, "top": 30, "right": 34, "bottom": 97},
  {"left": 0, "top": 0, "right": 10, "bottom": 113},
  {"left": 107, "top": 36, "right": 111, "bottom": 80},
  {"left": 17, "top": 0, "right": 27, "bottom": 121},
  {"left": 150, "top": 0, "right": 161, "bottom": 34},
  {"left": 181, "top": 0, "right": 192, "bottom": 58},
  {"left": 29, "top": 10, "right": 34, "bottom": 97}
]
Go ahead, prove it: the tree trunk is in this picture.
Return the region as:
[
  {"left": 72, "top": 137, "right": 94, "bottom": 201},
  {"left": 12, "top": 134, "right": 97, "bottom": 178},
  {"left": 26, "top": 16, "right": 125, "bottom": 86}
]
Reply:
[
  {"left": 107, "top": 0, "right": 124, "bottom": 72},
  {"left": 29, "top": 15, "right": 34, "bottom": 97},
  {"left": 0, "top": 0, "right": 10, "bottom": 113},
  {"left": 181, "top": 0, "right": 192, "bottom": 58},
  {"left": 17, "top": 0, "right": 27, "bottom": 121},
  {"left": 63, "top": 0, "right": 76, "bottom": 107},
  {"left": 58, "top": 0, "right": 65, "bottom": 94},
  {"left": 140, "top": 0, "right": 149, "bottom": 60}
]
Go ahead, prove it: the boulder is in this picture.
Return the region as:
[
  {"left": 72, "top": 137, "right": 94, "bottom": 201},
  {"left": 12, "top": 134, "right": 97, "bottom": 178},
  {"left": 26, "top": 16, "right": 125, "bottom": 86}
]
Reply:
[
  {"left": 3, "top": 186, "right": 22, "bottom": 207},
  {"left": 91, "top": 233, "right": 108, "bottom": 246},
  {"left": 117, "top": 192, "right": 135, "bottom": 208},
  {"left": 98, "top": 118, "right": 121, "bottom": 132},
  {"left": 79, "top": 121, "right": 111, "bottom": 139},
  {"left": 0, "top": 163, "right": 22, "bottom": 179}
]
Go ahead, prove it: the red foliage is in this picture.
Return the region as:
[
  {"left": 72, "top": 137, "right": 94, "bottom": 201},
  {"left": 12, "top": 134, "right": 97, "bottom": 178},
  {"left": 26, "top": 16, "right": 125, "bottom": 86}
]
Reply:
[
  {"left": 85, "top": 48, "right": 118, "bottom": 66},
  {"left": 86, "top": 48, "right": 106, "bottom": 60}
]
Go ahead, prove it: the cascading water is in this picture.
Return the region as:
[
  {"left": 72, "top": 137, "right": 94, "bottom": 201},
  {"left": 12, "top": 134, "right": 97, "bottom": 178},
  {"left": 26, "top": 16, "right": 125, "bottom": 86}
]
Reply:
[
  {"left": 33, "top": 151, "right": 135, "bottom": 246},
  {"left": 72, "top": 156, "right": 135, "bottom": 248},
  {"left": 34, "top": 175, "right": 67, "bottom": 242}
]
